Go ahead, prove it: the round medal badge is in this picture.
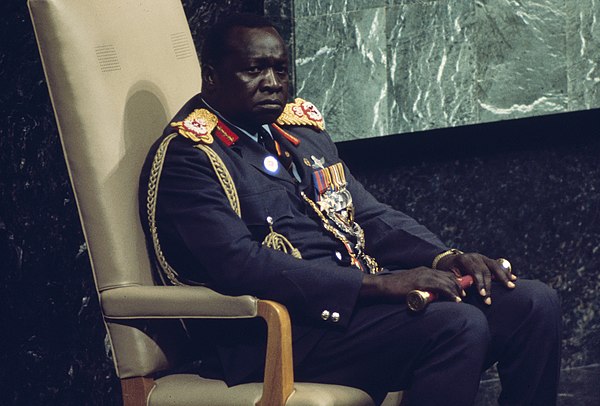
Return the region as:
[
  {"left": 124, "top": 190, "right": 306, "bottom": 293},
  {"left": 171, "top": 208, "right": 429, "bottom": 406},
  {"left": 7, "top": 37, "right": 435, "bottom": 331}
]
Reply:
[{"left": 264, "top": 156, "right": 279, "bottom": 173}]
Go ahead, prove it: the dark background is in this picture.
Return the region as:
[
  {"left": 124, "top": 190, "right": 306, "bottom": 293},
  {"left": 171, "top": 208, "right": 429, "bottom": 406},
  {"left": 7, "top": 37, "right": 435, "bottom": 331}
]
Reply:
[{"left": 1, "top": 0, "right": 598, "bottom": 404}]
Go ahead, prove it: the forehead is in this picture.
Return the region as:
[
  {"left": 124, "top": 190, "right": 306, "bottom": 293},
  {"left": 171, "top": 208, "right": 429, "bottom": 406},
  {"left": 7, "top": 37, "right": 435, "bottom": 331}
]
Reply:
[{"left": 224, "top": 26, "right": 287, "bottom": 62}]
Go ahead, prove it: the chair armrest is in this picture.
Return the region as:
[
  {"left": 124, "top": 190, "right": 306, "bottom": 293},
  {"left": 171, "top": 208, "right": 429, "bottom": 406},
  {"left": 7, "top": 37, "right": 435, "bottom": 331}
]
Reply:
[
  {"left": 257, "top": 300, "right": 294, "bottom": 406},
  {"left": 102, "top": 286, "right": 295, "bottom": 406},
  {"left": 100, "top": 285, "right": 258, "bottom": 319}
]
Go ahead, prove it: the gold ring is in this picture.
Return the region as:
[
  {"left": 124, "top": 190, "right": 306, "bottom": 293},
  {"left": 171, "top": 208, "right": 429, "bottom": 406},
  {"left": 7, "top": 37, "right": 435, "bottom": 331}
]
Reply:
[{"left": 497, "top": 258, "right": 512, "bottom": 273}]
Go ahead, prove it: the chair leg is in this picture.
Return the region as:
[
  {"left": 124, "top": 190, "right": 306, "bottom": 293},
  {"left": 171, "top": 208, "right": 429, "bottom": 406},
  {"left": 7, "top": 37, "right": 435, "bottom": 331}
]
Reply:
[{"left": 121, "top": 376, "right": 155, "bottom": 406}]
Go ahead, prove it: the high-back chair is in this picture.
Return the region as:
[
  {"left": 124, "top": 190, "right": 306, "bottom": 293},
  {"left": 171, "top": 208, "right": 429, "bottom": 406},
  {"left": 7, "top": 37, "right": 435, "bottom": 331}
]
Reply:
[{"left": 28, "top": 1, "right": 402, "bottom": 405}]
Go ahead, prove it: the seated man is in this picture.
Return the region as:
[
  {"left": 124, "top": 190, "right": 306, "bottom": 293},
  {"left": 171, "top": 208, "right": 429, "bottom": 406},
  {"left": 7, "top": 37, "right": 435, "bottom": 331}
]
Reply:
[{"left": 140, "top": 14, "right": 561, "bottom": 406}]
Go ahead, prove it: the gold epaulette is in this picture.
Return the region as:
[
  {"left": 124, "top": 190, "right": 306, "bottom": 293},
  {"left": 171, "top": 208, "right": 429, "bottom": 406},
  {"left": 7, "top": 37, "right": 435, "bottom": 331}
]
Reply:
[
  {"left": 170, "top": 108, "right": 218, "bottom": 144},
  {"left": 276, "top": 98, "right": 325, "bottom": 131}
]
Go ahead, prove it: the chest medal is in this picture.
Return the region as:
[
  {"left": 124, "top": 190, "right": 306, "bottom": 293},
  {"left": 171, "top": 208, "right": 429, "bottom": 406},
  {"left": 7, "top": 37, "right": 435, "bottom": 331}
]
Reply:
[{"left": 303, "top": 160, "right": 380, "bottom": 274}]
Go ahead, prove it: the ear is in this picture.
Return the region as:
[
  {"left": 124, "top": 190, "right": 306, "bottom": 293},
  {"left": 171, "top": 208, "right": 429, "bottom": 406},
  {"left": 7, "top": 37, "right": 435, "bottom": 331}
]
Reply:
[{"left": 202, "top": 64, "right": 217, "bottom": 88}]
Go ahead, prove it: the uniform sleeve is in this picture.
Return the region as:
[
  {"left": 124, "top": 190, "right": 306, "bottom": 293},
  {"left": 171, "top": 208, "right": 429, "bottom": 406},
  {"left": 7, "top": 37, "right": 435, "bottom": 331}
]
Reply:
[{"left": 155, "top": 138, "right": 364, "bottom": 328}]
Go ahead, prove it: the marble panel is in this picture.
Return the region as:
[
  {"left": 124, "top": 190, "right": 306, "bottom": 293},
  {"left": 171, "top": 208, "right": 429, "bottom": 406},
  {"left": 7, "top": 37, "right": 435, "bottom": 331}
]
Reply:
[
  {"left": 566, "top": 0, "right": 600, "bottom": 110},
  {"left": 295, "top": 0, "right": 388, "bottom": 18},
  {"left": 475, "top": 0, "right": 568, "bottom": 121},
  {"left": 386, "top": 0, "right": 477, "bottom": 134},
  {"left": 295, "top": 8, "right": 389, "bottom": 141}
]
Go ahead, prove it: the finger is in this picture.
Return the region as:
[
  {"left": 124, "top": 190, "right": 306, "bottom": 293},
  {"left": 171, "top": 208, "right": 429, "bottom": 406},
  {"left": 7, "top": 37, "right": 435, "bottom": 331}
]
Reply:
[
  {"left": 427, "top": 271, "right": 463, "bottom": 303},
  {"left": 494, "top": 258, "right": 517, "bottom": 287},
  {"left": 459, "top": 254, "right": 492, "bottom": 303},
  {"left": 478, "top": 257, "right": 493, "bottom": 305},
  {"left": 446, "top": 275, "right": 464, "bottom": 303},
  {"left": 499, "top": 257, "right": 518, "bottom": 280}
]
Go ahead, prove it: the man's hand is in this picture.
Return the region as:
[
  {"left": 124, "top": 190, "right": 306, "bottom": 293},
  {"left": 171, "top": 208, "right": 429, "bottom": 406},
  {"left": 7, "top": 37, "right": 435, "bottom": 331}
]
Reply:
[
  {"left": 436, "top": 252, "right": 517, "bottom": 305},
  {"left": 360, "top": 267, "right": 465, "bottom": 303}
]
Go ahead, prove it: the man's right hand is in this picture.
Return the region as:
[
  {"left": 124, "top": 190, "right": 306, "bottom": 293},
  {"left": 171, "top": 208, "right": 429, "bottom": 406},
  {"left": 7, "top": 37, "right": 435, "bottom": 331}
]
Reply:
[{"left": 359, "top": 267, "right": 464, "bottom": 303}]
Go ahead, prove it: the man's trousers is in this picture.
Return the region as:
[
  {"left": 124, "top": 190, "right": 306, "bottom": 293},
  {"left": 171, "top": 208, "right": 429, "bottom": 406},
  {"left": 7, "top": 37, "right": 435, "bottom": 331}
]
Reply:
[{"left": 294, "top": 279, "right": 562, "bottom": 406}]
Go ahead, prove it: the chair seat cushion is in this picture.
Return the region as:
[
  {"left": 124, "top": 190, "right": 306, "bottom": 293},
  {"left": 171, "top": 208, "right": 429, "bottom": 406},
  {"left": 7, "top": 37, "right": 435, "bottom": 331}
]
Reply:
[{"left": 149, "top": 374, "right": 375, "bottom": 406}]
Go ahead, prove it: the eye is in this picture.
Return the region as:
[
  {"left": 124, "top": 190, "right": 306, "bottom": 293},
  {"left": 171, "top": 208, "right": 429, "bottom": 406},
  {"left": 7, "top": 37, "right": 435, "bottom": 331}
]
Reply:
[
  {"left": 274, "top": 64, "right": 288, "bottom": 75},
  {"left": 245, "top": 66, "right": 261, "bottom": 74}
]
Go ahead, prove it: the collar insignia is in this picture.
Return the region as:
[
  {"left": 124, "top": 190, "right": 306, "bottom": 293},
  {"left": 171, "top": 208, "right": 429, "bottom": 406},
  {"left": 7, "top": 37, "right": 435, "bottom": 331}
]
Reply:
[
  {"left": 170, "top": 109, "right": 217, "bottom": 144},
  {"left": 272, "top": 123, "right": 301, "bottom": 146},
  {"left": 276, "top": 98, "right": 325, "bottom": 131},
  {"left": 214, "top": 120, "right": 239, "bottom": 147}
]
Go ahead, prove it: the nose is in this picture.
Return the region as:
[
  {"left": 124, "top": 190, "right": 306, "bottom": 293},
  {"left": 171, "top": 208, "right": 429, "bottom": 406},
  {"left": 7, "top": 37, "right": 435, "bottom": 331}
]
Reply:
[{"left": 261, "top": 68, "right": 283, "bottom": 92}]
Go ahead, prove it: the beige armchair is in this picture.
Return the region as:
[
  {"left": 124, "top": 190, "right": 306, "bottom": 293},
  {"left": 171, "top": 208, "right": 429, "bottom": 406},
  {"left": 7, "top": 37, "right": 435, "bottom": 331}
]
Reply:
[{"left": 28, "top": 0, "right": 402, "bottom": 405}]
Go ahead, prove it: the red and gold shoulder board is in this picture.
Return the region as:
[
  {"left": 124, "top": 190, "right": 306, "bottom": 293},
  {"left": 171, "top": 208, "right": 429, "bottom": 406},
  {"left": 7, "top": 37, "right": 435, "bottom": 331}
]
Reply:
[
  {"left": 276, "top": 98, "right": 325, "bottom": 131},
  {"left": 170, "top": 109, "right": 218, "bottom": 144}
]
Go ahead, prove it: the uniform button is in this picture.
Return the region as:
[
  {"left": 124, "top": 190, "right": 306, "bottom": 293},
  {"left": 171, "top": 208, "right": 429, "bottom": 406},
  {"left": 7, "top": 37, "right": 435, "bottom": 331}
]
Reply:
[
  {"left": 334, "top": 250, "right": 351, "bottom": 266},
  {"left": 331, "top": 312, "right": 340, "bottom": 323},
  {"left": 321, "top": 310, "right": 330, "bottom": 320}
]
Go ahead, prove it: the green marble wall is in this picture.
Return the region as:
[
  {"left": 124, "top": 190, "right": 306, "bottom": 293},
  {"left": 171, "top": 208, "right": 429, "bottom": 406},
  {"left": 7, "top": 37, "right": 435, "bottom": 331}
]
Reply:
[{"left": 294, "top": 0, "right": 600, "bottom": 141}]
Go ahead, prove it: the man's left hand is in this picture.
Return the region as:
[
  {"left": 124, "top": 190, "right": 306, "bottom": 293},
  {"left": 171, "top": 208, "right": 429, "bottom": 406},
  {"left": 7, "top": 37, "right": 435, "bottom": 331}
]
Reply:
[{"left": 436, "top": 252, "right": 517, "bottom": 305}]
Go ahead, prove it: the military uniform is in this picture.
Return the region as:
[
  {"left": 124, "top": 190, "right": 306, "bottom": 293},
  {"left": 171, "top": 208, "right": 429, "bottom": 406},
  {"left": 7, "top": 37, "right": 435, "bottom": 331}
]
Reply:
[{"left": 140, "top": 94, "right": 561, "bottom": 405}]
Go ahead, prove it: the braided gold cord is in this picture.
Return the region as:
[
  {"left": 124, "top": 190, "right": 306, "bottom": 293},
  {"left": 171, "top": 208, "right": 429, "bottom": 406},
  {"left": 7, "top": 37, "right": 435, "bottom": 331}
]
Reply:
[
  {"left": 195, "top": 146, "right": 304, "bottom": 259},
  {"left": 263, "top": 227, "right": 302, "bottom": 259},
  {"left": 194, "top": 144, "right": 241, "bottom": 217},
  {"left": 147, "top": 135, "right": 242, "bottom": 285},
  {"left": 147, "top": 133, "right": 186, "bottom": 285},
  {"left": 149, "top": 132, "right": 304, "bottom": 284}
]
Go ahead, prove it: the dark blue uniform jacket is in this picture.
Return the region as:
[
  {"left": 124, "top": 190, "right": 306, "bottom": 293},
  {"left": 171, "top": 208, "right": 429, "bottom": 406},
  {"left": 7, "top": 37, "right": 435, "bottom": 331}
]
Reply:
[{"left": 139, "top": 93, "right": 448, "bottom": 385}]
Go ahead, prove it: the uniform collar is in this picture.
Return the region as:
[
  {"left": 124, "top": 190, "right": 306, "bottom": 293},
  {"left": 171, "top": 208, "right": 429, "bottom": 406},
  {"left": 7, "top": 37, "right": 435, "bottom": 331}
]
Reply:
[{"left": 201, "top": 97, "right": 273, "bottom": 144}]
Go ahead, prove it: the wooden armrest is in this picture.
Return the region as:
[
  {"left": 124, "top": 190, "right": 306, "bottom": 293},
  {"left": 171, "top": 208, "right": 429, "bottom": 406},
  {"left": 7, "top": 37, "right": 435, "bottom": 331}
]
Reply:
[
  {"left": 121, "top": 376, "right": 155, "bottom": 406},
  {"left": 256, "top": 300, "right": 294, "bottom": 406},
  {"left": 118, "top": 298, "right": 294, "bottom": 406}
]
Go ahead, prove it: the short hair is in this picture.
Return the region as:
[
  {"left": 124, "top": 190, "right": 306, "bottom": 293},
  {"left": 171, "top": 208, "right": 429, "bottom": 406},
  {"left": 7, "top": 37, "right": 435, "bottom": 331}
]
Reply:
[{"left": 201, "top": 14, "right": 278, "bottom": 68}]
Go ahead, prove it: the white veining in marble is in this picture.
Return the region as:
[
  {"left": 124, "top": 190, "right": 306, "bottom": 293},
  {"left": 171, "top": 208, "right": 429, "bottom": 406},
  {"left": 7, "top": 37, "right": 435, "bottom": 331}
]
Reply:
[
  {"left": 567, "top": 0, "right": 600, "bottom": 110},
  {"left": 476, "top": 0, "right": 568, "bottom": 121},
  {"left": 295, "top": 7, "right": 388, "bottom": 140},
  {"left": 293, "top": 0, "right": 600, "bottom": 140},
  {"left": 479, "top": 96, "right": 565, "bottom": 115}
]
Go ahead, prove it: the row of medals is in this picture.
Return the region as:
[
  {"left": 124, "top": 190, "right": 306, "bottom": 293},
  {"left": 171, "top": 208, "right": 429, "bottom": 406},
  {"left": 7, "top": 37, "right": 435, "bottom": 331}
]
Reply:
[{"left": 308, "top": 159, "right": 380, "bottom": 274}]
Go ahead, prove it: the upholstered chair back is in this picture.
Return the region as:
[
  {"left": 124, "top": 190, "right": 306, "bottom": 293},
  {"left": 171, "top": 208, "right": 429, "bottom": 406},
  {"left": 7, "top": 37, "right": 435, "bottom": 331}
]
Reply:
[{"left": 29, "top": 0, "right": 201, "bottom": 378}]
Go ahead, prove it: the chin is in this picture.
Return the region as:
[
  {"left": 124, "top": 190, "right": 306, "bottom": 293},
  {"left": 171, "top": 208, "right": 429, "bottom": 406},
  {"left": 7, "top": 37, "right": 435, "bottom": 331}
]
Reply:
[{"left": 253, "top": 108, "right": 283, "bottom": 125}]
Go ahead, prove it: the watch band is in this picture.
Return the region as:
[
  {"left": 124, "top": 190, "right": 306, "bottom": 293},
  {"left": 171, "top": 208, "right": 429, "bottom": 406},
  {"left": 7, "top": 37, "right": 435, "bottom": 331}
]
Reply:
[{"left": 432, "top": 248, "right": 463, "bottom": 269}]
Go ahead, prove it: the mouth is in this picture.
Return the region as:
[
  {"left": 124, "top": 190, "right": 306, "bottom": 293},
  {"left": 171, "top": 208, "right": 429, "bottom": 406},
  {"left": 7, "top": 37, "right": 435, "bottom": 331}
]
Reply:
[{"left": 256, "top": 99, "right": 284, "bottom": 108}]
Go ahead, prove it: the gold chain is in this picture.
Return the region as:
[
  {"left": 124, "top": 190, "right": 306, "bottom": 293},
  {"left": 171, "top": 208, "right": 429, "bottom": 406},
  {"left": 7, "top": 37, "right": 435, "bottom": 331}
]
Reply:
[{"left": 301, "top": 192, "right": 380, "bottom": 274}]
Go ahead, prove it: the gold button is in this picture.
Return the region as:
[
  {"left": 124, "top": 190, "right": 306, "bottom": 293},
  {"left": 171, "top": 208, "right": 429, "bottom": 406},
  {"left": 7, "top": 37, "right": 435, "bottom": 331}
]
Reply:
[{"left": 321, "top": 310, "right": 330, "bottom": 320}]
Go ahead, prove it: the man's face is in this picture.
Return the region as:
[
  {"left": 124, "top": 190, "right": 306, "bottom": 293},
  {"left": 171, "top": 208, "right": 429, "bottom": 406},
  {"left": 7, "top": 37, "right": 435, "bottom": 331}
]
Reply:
[{"left": 204, "top": 26, "right": 289, "bottom": 130}]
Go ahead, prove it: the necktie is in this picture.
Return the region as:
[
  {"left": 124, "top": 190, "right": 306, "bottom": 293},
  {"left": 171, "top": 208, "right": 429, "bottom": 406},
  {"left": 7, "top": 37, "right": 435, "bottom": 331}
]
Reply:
[{"left": 257, "top": 127, "right": 294, "bottom": 172}]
